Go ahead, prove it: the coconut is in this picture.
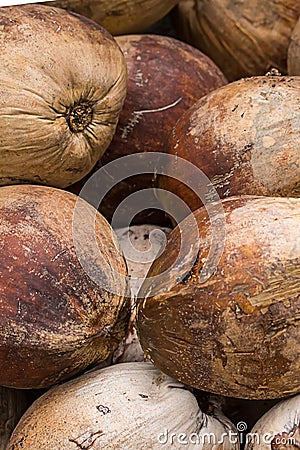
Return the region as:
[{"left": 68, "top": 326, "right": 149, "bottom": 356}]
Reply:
[
  {"left": 0, "top": 184, "right": 130, "bottom": 388},
  {"left": 137, "top": 196, "right": 300, "bottom": 400},
  {"left": 175, "top": 0, "right": 300, "bottom": 80},
  {"left": 159, "top": 75, "right": 300, "bottom": 215},
  {"left": 48, "top": 0, "right": 179, "bottom": 35},
  {"left": 0, "top": 5, "right": 126, "bottom": 188}
]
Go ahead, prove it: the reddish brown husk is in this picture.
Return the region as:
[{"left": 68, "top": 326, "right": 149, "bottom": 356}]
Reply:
[
  {"left": 137, "top": 196, "right": 300, "bottom": 399},
  {"left": 175, "top": 0, "right": 300, "bottom": 81},
  {"left": 159, "top": 75, "right": 300, "bottom": 214},
  {"left": 68, "top": 34, "right": 227, "bottom": 226},
  {"left": 0, "top": 185, "right": 130, "bottom": 388}
]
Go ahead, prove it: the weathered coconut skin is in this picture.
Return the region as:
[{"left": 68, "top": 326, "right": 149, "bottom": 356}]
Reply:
[
  {"left": 8, "top": 362, "right": 239, "bottom": 450},
  {"left": 137, "top": 196, "right": 300, "bottom": 400},
  {"left": 48, "top": 0, "right": 179, "bottom": 35},
  {"left": 159, "top": 76, "right": 300, "bottom": 214},
  {"left": 68, "top": 34, "right": 227, "bottom": 226},
  {"left": 175, "top": 0, "right": 300, "bottom": 80},
  {"left": 0, "top": 185, "right": 130, "bottom": 388},
  {"left": 288, "top": 18, "right": 300, "bottom": 75},
  {"left": 0, "top": 5, "right": 127, "bottom": 188}
]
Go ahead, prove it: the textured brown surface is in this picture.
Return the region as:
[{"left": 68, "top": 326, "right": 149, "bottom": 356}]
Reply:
[
  {"left": 159, "top": 75, "right": 300, "bottom": 214},
  {"left": 0, "top": 185, "right": 130, "bottom": 388},
  {"left": 0, "top": 5, "right": 126, "bottom": 188},
  {"left": 48, "top": 0, "right": 179, "bottom": 35},
  {"left": 137, "top": 196, "right": 300, "bottom": 399},
  {"left": 175, "top": 0, "right": 300, "bottom": 80},
  {"left": 68, "top": 34, "right": 227, "bottom": 226}
]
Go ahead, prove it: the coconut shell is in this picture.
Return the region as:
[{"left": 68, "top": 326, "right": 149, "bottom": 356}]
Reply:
[
  {"left": 159, "top": 76, "right": 300, "bottom": 215},
  {"left": 8, "top": 362, "right": 239, "bottom": 449},
  {"left": 0, "top": 185, "right": 130, "bottom": 389},
  {"left": 244, "top": 394, "right": 300, "bottom": 449},
  {"left": 175, "top": 0, "right": 300, "bottom": 80},
  {"left": 47, "top": 0, "right": 179, "bottom": 35},
  {"left": 68, "top": 34, "right": 227, "bottom": 226},
  {"left": 137, "top": 196, "right": 300, "bottom": 400},
  {"left": 0, "top": 5, "right": 126, "bottom": 188}
]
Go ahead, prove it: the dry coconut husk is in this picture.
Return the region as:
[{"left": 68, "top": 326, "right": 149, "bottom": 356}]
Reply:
[
  {"left": 137, "top": 196, "right": 300, "bottom": 400},
  {"left": 174, "top": 0, "right": 300, "bottom": 80},
  {"left": 48, "top": 0, "right": 179, "bottom": 35},
  {"left": 8, "top": 362, "right": 240, "bottom": 449},
  {"left": 0, "top": 185, "right": 130, "bottom": 389},
  {"left": 68, "top": 33, "right": 227, "bottom": 227},
  {"left": 0, "top": 5, "right": 126, "bottom": 188},
  {"left": 159, "top": 75, "right": 300, "bottom": 215}
]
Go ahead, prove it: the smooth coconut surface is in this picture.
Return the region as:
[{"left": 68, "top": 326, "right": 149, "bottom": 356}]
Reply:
[{"left": 68, "top": 33, "right": 227, "bottom": 226}]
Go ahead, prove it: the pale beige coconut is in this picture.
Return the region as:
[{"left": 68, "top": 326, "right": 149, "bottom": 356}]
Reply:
[
  {"left": 8, "top": 362, "right": 240, "bottom": 449},
  {"left": 244, "top": 394, "right": 300, "bottom": 449},
  {"left": 0, "top": 5, "right": 126, "bottom": 188}
]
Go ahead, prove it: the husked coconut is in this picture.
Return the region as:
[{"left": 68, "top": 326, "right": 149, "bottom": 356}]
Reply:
[
  {"left": 244, "top": 394, "right": 300, "bottom": 449},
  {"left": 8, "top": 362, "right": 240, "bottom": 449},
  {"left": 175, "top": 0, "right": 300, "bottom": 80},
  {"left": 159, "top": 76, "right": 300, "bottom": 215},
  {"left": 48, "top": 0, "right": 179, "bottom": 35},
  {"left": 137, "top": 196, "right": 300, "bottom": 400},
  {"left": 0, "top": 184, "right": 130, "bottom": 388},
  {"left": 0, "top": 5, "right": 127, "bottom": 188}
]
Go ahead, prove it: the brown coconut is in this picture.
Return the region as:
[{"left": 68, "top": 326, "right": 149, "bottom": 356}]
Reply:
[
  {"left": 0, "top": 185, "right": 130, "bottom": 389},
  {"left": 174, "top": 0, "right": 300, "bottom": 80},
  {"left": 47, "top": 0, "right": 179, "bottom": 35},
  {"left": 159, "top": 75, "right": 300, "bottom": 215},
  {"left": 0, "top": 5, "right": 126, "bottom": 188},
  {"left": 137, "top": 196, "right": 300, "bottom": 400},
  {"left": 68, "top": 34, "right": 227, "bottom": 226}
]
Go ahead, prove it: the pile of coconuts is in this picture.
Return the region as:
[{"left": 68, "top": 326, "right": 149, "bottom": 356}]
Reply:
[{"left": 0, "top": 1, "right": 299, "bottom": 449}]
